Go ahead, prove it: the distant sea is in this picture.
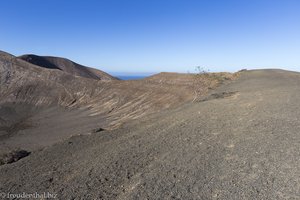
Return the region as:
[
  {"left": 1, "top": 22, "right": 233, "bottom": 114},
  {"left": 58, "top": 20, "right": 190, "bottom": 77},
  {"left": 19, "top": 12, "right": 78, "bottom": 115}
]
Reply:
[{"left": 117, "top": 76, "right": 148, "bottom": 80}]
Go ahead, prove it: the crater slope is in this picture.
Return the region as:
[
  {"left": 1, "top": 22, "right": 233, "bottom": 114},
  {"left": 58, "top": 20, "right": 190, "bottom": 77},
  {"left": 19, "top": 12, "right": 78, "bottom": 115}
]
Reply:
[{"left": 0, "top": 50, "right": 234, "bottom": 154}]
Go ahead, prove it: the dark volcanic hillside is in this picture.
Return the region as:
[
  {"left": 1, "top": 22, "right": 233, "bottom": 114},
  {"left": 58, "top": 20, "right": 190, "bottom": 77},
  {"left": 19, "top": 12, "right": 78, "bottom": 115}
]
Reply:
[{"left": 18, "top": 54, "right": 117, "bottom": 80}]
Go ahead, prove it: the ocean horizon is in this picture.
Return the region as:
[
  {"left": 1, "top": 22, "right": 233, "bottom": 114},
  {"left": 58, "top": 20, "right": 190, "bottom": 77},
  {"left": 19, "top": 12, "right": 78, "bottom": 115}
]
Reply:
[{"left": 116, "top": 75, "right": 148, "bottom": 80}]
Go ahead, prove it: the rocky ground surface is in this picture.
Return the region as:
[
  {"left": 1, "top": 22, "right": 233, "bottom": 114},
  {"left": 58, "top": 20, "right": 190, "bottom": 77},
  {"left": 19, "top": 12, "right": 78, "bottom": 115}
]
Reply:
[{"left": 1, "top": 69, "right": 300, "bottom": 199}]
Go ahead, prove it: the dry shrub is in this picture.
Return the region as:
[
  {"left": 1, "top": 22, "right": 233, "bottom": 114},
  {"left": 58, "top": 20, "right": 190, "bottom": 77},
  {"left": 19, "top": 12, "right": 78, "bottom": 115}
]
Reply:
[
  {"left": 0, "top": 149, "right": 30, "bottom": 165},
  {"left": 192, "top": 67, "right": 239, "bottom": 102}
]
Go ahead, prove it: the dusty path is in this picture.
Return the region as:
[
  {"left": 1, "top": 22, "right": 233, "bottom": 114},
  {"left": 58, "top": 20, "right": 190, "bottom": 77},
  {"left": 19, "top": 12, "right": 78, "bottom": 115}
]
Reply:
[{"left": 1, "top": 69, "right": 300, "bottom": 199}]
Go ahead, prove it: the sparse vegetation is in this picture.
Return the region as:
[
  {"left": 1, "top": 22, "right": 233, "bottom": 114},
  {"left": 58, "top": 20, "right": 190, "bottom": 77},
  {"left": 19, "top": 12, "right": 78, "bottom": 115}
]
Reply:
[
  {"left": 193, "top": 66, "right": 239, "bottom": 102},
  {"left": 92, "top": 127, "right": 105, "bottom": 133},
  {"left": 0, "top": 149, "right": 30, "bottom": 165},
  {"left": 193, "top": 66, "right": 211, "bottom": 102}
]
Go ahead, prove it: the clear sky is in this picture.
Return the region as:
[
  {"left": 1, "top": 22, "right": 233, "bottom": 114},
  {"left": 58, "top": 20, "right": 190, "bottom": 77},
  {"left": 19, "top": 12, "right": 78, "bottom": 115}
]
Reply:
[{"left": 1, "top": 0, "right": 300, "bottom": 75}]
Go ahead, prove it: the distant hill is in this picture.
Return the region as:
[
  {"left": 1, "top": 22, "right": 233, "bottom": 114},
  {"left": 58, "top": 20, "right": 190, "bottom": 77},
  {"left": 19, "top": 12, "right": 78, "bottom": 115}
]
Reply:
[{"left": 18, "top": 54, "right": 117, "bottom": 80}]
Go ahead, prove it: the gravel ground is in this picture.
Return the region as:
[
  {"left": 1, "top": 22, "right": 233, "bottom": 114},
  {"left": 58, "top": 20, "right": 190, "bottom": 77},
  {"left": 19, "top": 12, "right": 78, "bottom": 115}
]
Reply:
[{"left": 1, "top": 69, "right": 300, "bottom": 199}]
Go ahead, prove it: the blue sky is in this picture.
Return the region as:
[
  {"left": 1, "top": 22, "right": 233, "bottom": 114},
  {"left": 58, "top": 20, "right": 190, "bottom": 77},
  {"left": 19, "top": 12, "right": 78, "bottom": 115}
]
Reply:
[{"left": 1, "top": 0, "right": 300, "bottom": 75}]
